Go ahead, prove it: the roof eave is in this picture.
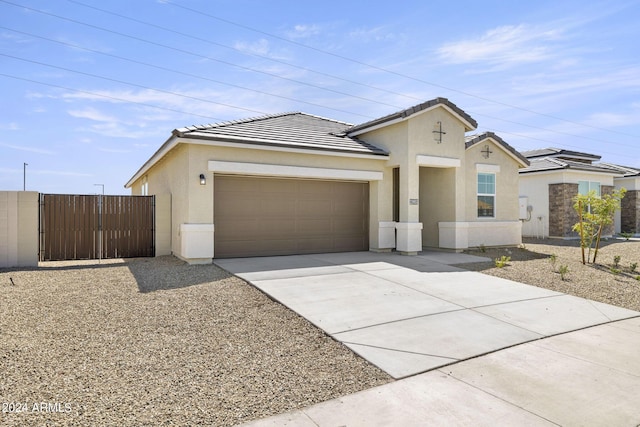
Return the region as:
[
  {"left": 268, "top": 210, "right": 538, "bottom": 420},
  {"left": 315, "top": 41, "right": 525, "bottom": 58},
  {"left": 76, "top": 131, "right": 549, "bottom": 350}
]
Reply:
[{"left": 346, "top": 98, "right": 477, "bottom": 137}]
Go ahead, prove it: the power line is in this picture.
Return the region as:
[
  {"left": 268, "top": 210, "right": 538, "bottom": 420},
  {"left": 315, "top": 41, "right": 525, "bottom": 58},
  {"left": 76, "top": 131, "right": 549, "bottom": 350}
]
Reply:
[
  {"left": 0, "top": 0, "right": 403, "bottom": 111},
  {"left": 1, "top": 0, "right": 637, "bottom": 152},
  {"left": 0, "top": 73, "right": 226, "bottom": 122},
  {"left": 4, "top": 26, "right": 635, "bottom": 151},
  {"left": 1, "top": 52, "right": 274, "bottom": 116},
  {"left": 66, "top": 0, "right": 423, "bottom": 106},
  {"left": 0, "top": 26, "right": 376, "bottom": 120},
  {"left": 163, "top": 0, "right": 640, "bottom": 140}
]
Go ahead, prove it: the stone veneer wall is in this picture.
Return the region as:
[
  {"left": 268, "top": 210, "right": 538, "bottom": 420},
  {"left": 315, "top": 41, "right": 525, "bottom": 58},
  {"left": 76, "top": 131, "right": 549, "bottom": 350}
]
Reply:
[
  {"left": 549, "top": 183, "right": 579, "bottom": 238},
  {"left": 621, "top": 189, "right": 640, "bottom": 234},
  {"left": 549, "top": 184, "right": 617, "bottom": 238}
]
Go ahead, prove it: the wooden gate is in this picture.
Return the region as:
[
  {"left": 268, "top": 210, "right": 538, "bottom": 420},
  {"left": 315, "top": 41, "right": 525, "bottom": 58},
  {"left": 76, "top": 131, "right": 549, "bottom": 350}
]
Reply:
[{"left": 40, "top": 194, "right": 155, "bottom": 261}]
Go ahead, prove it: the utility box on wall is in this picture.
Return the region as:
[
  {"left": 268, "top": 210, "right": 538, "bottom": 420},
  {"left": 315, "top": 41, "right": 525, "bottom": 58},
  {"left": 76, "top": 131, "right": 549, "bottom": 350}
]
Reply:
[{"left": 519, "top": 196, "right": 529, "bottom": 220}]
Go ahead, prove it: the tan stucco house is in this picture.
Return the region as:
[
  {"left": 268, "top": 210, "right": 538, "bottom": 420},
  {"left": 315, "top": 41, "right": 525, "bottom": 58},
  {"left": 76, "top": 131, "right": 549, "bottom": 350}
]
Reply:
[
  {"left": 518, "top": 148, "right": 625, "bottom": 238},
  {"left": 126, "top": 98, "right": 529, "bottom": 264}
]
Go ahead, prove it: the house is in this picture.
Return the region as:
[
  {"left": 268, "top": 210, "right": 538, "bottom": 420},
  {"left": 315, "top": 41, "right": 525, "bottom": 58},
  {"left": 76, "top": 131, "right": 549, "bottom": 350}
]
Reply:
[
  {"left": 598, "top": 163, "right": 640, "bottom": 235},
  {"left": 125, "top": 98, "right": 529, "bottom": 264},
  {"left": 518, "top": 148, "right": 624, "bottom": 238}
]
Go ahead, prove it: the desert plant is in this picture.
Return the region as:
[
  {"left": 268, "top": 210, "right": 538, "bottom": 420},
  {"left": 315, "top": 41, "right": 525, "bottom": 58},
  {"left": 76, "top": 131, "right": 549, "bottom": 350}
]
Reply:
[
  {"left": 558, "top": 265, "right": 569, "bottom": 281},
  {"left": 636, "top": 275, "right": 640, "bottom": 281},
  {"left": 613, "top": 255, "right": 621, "bottom": 268},
  {"left": 619, "top": 232, "right": 633, "bottom": 241},
  {"left": 610, "top": 267, "right": 621, "bottom": 276},
  {"left": 572, "top": 188, "right": 626, "bottom": 264},
  {"left": 495, "top": 255, "right": 511, "bottom": 268},
  {"left": 549, "top": 254, "right": 558, "bottom": 271},
  {"left": 478, "top": 244, "right": 486, "bottom": 253},
  {"left": 631, "top": 262, "right": 638, "bottom": 273}
]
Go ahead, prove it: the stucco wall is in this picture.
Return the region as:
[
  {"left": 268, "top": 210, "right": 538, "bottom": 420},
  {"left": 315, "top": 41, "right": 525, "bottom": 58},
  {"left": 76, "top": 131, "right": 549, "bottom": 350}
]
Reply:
[
  {"left": 0, "top": 191, "right": 39, "bottom": 268},
  {"left": 464, "top": 140, "right": 521, "bottom": 222},
  {"left": 130, "top": 140, "right": 391, "bottom": 256}
]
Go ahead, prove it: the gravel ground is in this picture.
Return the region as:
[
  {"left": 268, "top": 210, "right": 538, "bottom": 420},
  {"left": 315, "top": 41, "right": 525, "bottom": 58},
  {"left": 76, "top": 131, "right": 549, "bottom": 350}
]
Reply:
[
  {"left": 459, "top": 237, "right": 640, "bottom": 312},
  {"left": 3, "top": 240, "right": 639, "bottom": 426},
  {"left": 0, "top": 256, "right": 391, "bottom": 427}
]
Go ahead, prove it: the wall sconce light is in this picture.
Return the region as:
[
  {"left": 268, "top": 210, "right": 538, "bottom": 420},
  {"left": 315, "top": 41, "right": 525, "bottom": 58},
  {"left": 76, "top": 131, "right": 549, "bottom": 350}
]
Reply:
[{"left": 199, "top": 173, "right": 206, "bottom": 185}]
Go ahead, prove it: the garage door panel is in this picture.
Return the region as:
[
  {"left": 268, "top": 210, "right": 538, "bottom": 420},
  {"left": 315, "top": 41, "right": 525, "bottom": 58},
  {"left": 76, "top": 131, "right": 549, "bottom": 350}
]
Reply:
[
  {"left": 260, "top": 178, "right": 298, "bottom": 193},
  {"left": 333, "top": 218, "right": 367, "bottom": 233},
  {"left": 297, "top": 218, "right": 333, "bottom": 234},
  {"left": 261, "top": 199, "right": 296, "bottom": 216},
  {"left": 297, "top": 199, "right": 334, "bottom": 216},
  {"left": 216, "top": 199, "right": 261, "bottom": 216},
  {"left": 298, "top": 180, "right": 334, "bottom": 195},
  {"left": 214, "top": 175, "right": 368, "bottom": 258}
]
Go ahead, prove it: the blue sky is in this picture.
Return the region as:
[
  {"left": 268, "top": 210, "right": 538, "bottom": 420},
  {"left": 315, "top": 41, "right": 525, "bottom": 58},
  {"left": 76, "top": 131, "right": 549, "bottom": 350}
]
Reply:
[{"left": 1, "top": 0, "right": 639, "bottom": 195}]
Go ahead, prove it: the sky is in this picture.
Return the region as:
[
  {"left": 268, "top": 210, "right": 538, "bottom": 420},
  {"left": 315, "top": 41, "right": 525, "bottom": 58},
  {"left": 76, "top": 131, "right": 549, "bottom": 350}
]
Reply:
[{"left": 1, "top": 0, "right": 639, "bottom": 195}]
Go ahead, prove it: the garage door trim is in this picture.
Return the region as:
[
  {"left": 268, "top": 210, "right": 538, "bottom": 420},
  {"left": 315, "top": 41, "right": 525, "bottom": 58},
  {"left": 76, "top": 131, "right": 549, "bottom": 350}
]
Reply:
[{"left": 209, "top": 160, "right": 383, "bottom": 181}]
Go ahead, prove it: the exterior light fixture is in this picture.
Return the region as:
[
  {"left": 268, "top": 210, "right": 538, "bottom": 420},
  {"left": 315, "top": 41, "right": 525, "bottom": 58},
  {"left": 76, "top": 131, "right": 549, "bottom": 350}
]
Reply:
[{"left": 199, "top": 174, "right": 206, "bottom": 185}]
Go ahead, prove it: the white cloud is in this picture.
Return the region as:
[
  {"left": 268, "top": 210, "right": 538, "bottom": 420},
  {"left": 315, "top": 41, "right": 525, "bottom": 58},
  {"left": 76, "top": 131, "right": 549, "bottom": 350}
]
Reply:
[
  {"left": 349, "top": 26, "right": 397, "bottom": 43},
  {"left": 0, "top": 122, "right": 20, "bottom": 130},
  {"left": 287, "top": 24, "right": 322, "bottom": 39},
  {"left": 436, "top": 24, "right": 563, "bottom": 67},
  {"left": 234, "top": 38, "right": 271, "bottom": 56},
  {"left": 0, "top": 142, "right": 54, "bottom": 155},
  {"left": 68, "top": 107, "right": 118, "bottom": 122}
]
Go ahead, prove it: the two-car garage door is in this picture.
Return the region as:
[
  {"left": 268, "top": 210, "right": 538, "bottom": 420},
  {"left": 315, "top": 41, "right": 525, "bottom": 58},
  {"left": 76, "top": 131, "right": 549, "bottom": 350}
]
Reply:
[{"left": 214, "top": 175, "right": 369, "bottom": 258}]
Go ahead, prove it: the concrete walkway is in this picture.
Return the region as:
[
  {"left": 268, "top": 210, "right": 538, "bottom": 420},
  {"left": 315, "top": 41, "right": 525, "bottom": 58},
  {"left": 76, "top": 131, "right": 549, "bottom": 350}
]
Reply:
[{"left": 216, "top": 251, "right": 640, "bottom": 425}]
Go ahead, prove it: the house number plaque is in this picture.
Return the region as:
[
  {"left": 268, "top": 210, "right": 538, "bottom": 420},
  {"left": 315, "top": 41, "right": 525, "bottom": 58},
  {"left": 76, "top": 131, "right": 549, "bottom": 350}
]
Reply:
[{"left": 409, "top": 199, "right": 419, "bottom": 205}]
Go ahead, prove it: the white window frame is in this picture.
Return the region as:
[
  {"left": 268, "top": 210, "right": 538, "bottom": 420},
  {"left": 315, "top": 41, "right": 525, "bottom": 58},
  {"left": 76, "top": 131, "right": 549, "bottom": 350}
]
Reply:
[
  {"left": 477, "top": 172, "right": 496, "bottom": 218},
  {"left": 578, "top": 180, "right": 601, "bottom": 196}
]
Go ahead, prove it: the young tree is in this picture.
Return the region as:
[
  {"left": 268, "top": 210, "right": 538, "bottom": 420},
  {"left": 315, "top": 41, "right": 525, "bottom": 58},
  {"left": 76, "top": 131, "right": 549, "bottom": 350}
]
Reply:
[{"left": 572, "top": 188, "right": 626, "bottom": 264}]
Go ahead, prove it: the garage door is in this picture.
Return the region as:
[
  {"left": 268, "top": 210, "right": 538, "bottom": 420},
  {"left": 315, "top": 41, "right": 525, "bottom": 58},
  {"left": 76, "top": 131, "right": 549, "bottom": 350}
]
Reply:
[{"left": 214, "top": 175, "right": 369, "bottom": 258}]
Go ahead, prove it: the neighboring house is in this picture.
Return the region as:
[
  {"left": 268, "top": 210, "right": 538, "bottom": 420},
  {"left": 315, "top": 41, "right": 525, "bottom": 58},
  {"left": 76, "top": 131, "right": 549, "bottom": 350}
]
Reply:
[
  {"left": 598, "top": 163, "right": 640, "bottom": 235},
  {"left": 518, "top": 148, "right": 624, "bottom": 239},
  {"left": 126, "top": 98, "right": 529, "bottom": 264}
]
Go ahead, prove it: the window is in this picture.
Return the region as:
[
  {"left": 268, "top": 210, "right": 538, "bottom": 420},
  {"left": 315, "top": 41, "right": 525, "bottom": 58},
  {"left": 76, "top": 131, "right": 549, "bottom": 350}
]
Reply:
[
  {"left": 578, "top": 181, "right": 600, "bottom": 196},
  {"left": 477, "top": 173, "right": 495, "bottom": 218},
  {"left": 141, "top": 176, "right": 148, "bottom": 195}
]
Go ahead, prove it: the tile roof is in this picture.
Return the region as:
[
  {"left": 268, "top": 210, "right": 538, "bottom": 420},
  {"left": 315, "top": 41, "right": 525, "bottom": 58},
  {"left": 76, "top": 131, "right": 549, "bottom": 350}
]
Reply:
[
  {"left": 598, "top": 163, "right": 640, "bottom": 177},
  {"left": 521, "top": 147, "right": 601, "bottom": 162},
  {"left": 345, "top": 97, "right": 478, "bottom": 135},
  {"left": 464, "top": 132, "right": 529, "bottom": 166},
  {"left": 519, "top": 157, "right": 624, "bottom": 175},
  {"left": 174, "top": 112, "right": 388, "bottom": 156}
]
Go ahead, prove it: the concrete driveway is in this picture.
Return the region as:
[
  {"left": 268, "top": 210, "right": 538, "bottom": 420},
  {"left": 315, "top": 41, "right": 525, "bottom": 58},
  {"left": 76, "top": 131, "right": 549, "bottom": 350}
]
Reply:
[
  {"left": 218, "top": 251, "right": 640, "bottom": 425},
  {"left": 215, "top": 251, "right": 638, "bottom": 379}
]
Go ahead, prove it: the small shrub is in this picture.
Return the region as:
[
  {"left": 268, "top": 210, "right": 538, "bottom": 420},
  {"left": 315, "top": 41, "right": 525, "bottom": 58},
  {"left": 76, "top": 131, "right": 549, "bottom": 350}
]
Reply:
[
  {"left": 619, "top": 232, "right": 632, "bottom": 241},
  {"left": 558, "top": 265, "right": 569, "bottom": 281},
  {"left": 479, "top": 244, "right": 486, "bottom": 253},
  {"left": 549, "top": 254, "right": 557, "bottom": 271},
  {"left": 495, "top": 255, "right": 511, "bottom": 268},
  {"left": 631, "top": 262, "right": 638, "bottom": 273},
  {"left": 613, "top": 255, "right": 621, "bottom": 268},
  {"left": 610, "top": 267, "right": 621, "bottom": 275},
  {"left": 635, "top": 275, "right": 640, "bottom": 281}
]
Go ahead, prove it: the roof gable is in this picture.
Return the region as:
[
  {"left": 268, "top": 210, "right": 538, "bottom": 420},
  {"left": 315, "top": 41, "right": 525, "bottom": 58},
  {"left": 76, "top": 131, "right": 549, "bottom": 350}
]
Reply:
[
  {"left": 346, "top": 97, "right": 478, "bottom": 136},
  {"left": 465, "top": 132, "right": 529, "bottom": 167}
]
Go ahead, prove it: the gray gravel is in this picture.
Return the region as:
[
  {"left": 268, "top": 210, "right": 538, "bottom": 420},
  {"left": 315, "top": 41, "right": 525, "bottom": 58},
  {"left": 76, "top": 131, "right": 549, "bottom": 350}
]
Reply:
[
  {"left": 459, "top": 238, "right": 640, "bottom": 312},
  {"left": 0, "top": 256, "right": 391, "bottom": 426}
]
